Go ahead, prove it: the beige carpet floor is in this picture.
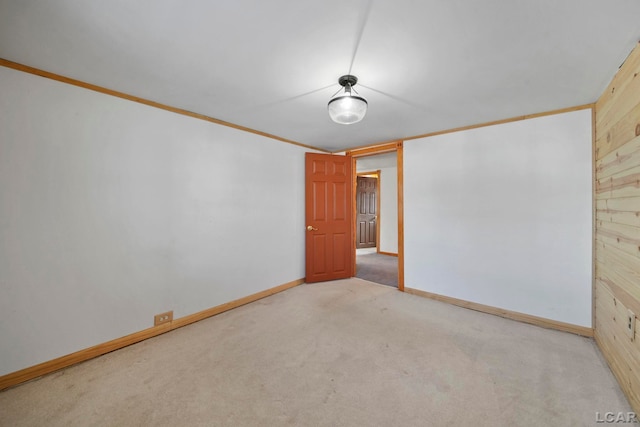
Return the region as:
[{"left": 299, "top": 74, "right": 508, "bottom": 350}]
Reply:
[{"left": 0, "top": 278, "right": 632, "bottom": 426}]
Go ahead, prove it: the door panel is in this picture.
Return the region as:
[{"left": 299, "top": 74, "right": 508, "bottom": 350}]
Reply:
[
  {"left": 356, "top": 176, "right": 377, "bottom": 248},
  {"left": 312, "top": 234, "right": 327, "bottom": 274},
  {"left": 332, "top": 232, "right": 349, "bottom": 273},
  {"left": 312, "top": 181, "right": 327, "bottom": 221},
  {"left": 333, "top": 182, "right": 347, "bottom": 220},
  {"left": 305, "top": 153, "right": 354, "bottom": 282}
]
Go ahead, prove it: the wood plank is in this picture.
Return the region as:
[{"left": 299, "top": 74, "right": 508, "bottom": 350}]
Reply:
[
  {"left": 595, "top": 240, "right": 640, "bottom": 289},
  {"left": 596, "top": 220, "right": 640, "bottom": 258},
  {"left": 593, "top": 43, "right": 640, "bottom": 415},
  {"left": 594, "top": 326, "right": 640, "bottom": 408},
  {"left": 595, "top": 247, "right": 640, "bottom": 306},
  {"left": 0, "top": 278, "right": 304, "bottom": 391},
  {"left": 596, "top": 196, "right": 640, "bottom": 228},
  {"left": 596, "top": 280, "right": 640, "bottom": 354},
  {"left": 594, "top": 282, "right": 640, "bottom": 412},
  {"left": 595, "top": 333, "right": 633, "bottom": 406},
  {"left": 595, "top": 326, "right": 635, "bottom": 384},
  {"left": 594, "top": 298, "right": 640, "bottom": 363},
  {"left": 595, "top": 332, "right": 640, "bottom": 413},
  {"left": 596, "top": 255, "right": 640, "bottom": 310},
  {"left": 595, "top": 332, "right": 634, "bottom": 404},
  {"left": 595, "top": 230, "right": 639, "bottom": 261},
  {"left": 596, "top": 254, "right": 640, "bottom": 298},
  {"left": 595, "top": 102, "right": 640, "bottom": 162},
  {"left": 596, "top": 275, "right": 640, "bottom": 320},
  {"left": 596, "top": 134, "right": 640, "bottom": 179},
  {"left": 595, "top": 43, "right": 640, "bottom": 126},
  {"left": 595, "top": 236, "right": 640, "bottom": 288},
  {"left": 595, "top": 164, "right": 640, "bottom": 200},
  {"left": 405, "top": 287, "right": 593, "bottom": 337},
  {"left": 596, "top": 42, "right": 640, "bottom": 137}
]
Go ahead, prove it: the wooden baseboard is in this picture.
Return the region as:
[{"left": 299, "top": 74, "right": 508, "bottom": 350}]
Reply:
[
  {"left": 0, "top": 278, "right": 305, "bottom": 391},
  {"left": 377, "top": 251, "right": 398, "bottom": 257},
  {"left": 404, "top": 287, "right": 593, "bottom": 337}
]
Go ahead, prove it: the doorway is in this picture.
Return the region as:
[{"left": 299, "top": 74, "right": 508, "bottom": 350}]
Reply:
[
  {"left": 303, "top": 142, "right": 404, "bottom": 289},
  {"left": 350, "top": 146, "right": 402, "bottom": 289}
]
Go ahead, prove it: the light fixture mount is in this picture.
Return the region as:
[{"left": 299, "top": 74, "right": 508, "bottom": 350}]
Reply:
[
  {"left": 338, "top": 74, "right": 358, "bottom": 87},
  {"left": 328, "top": 74, "right": 368, "bottom": 125}
]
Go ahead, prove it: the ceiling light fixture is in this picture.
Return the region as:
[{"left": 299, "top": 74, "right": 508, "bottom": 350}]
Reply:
[{"left": 328, "top": 75, "right": 367, "bottom": 125}]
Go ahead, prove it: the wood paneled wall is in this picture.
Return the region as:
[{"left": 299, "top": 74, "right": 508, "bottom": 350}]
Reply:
[{"left": 594, "top": 41, "right": 640, "bottom": 413}]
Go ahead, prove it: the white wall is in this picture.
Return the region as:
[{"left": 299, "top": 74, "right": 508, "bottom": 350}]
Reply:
[
  {"left": 404, "top": 109, "right": 592, "bottom": 326},
  {"left": 379, "top": 167, "right": 398, "bottom": 254},
  {"left": 0, "top": 66, "right": 309, "bottom": 376}
]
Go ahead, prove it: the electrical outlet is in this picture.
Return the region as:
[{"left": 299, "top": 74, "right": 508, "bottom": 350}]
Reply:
[
  {"left": 154, "top": 311, "right": 173, "bottom": 326},
  {"left": 627, "top": 309, "right": 636, "bottom": 340}
]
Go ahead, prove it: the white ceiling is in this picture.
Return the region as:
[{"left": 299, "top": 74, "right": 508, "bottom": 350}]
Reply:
[{"left": 1, "top": 1, "right": 639, "bottom": 152}]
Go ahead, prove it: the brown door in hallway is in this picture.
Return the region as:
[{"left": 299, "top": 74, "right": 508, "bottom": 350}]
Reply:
[
  {"left": 305, "top": 152, "right": 354, "bottom": 283},
  {"left": 356, "top": 176, "right": 377, "bottom": 248}
]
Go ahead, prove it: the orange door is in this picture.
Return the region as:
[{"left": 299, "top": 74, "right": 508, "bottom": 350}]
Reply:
[{"left": 305, "top": 152, "right": 354, "bottom": 283}]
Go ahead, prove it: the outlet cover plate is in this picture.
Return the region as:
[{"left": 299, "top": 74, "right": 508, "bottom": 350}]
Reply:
[
  {"left": 627, "top": 309, "right": 636, "bottom": 340},
  {"left": 154, "top": 311, "right": 173, "bottom": 326}
]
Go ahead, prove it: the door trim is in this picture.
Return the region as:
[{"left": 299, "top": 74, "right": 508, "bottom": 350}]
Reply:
[{"left": 347, "top": 141, "right": 404, "bottom": 291}]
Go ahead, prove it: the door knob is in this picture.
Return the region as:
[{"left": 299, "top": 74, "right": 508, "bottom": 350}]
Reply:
[{"left": 307, "top": 225, "right": 318, "bottom": 231}]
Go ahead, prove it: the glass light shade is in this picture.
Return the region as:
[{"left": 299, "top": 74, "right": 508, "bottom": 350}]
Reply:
[{"left": 328, "top": 94, "right": 368, "bottom": 124}]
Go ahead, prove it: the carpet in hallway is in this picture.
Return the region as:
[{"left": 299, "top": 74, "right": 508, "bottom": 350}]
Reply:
[{"left": 356, "top": 251, "right": 398, "bottom": 287}]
